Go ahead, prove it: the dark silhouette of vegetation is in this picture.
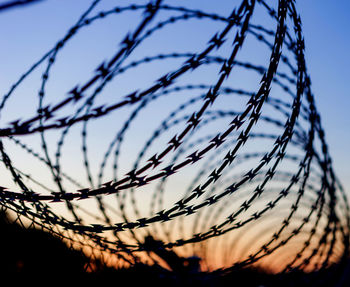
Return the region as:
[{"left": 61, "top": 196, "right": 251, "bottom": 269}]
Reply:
[
  {"left": 0, "top": 211, "right": 87, "bottom": 279},
  {"left": 1, "top": 211, "right": 349, "bottom": 286}
]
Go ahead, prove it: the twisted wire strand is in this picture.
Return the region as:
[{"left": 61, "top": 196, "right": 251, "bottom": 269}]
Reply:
[{"left": 0, "top": 0, "right": 348, "bottom": 279}]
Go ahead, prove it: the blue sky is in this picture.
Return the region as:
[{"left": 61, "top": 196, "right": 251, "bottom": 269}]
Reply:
[
  {"left": 297, "top": 1, "right": 350, "bottom": 191},
  {"left": 0, "top": 0, "right": 349, "bottom": 213}
]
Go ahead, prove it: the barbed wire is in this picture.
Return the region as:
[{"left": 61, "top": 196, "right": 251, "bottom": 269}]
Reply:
[{"left": 0, "top": 0, "right": 349, "bottom": 283}]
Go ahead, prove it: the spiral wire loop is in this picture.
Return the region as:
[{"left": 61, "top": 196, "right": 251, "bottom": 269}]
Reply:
[{"left": 0, "top": 0, "right": 349, "bottom": 283}]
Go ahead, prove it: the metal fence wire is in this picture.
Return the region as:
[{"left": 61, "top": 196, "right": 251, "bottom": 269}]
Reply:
[{"left": 0, "top": 0, "right": 349, "bottom": 284}]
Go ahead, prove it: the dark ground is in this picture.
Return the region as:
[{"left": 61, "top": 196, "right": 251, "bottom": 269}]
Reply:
[{"left": 0, "top": 211, "right": 349, "bottom": 286}]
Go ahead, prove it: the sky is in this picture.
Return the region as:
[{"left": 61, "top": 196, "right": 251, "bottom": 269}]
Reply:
[
  {"left": 0, "top": 0, "right": 348, "bottom": 210},
  {"left": 0, "top": 1, "right": 348, "bottom": 170},
  {"left": 0, "top": 1, "right": 348, "bottom": 195},
  {"left": 297, "top": 0, "right": 350, "bottom": 192},
  {"left": 0, "top": 1, "right": 347, "bottom": 189}
]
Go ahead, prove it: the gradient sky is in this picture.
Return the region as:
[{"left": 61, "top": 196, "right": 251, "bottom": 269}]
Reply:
[
  {"left": 297, "top": 0, "right": 350, "bottom": 192},
  {"left": 0, "top": 0, "right": 349, "bottom": 208}
]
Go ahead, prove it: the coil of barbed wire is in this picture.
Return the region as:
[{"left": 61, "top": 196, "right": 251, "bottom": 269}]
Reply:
[{"left": 0, "top": 0, "right": 349, "bottom": 276}]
